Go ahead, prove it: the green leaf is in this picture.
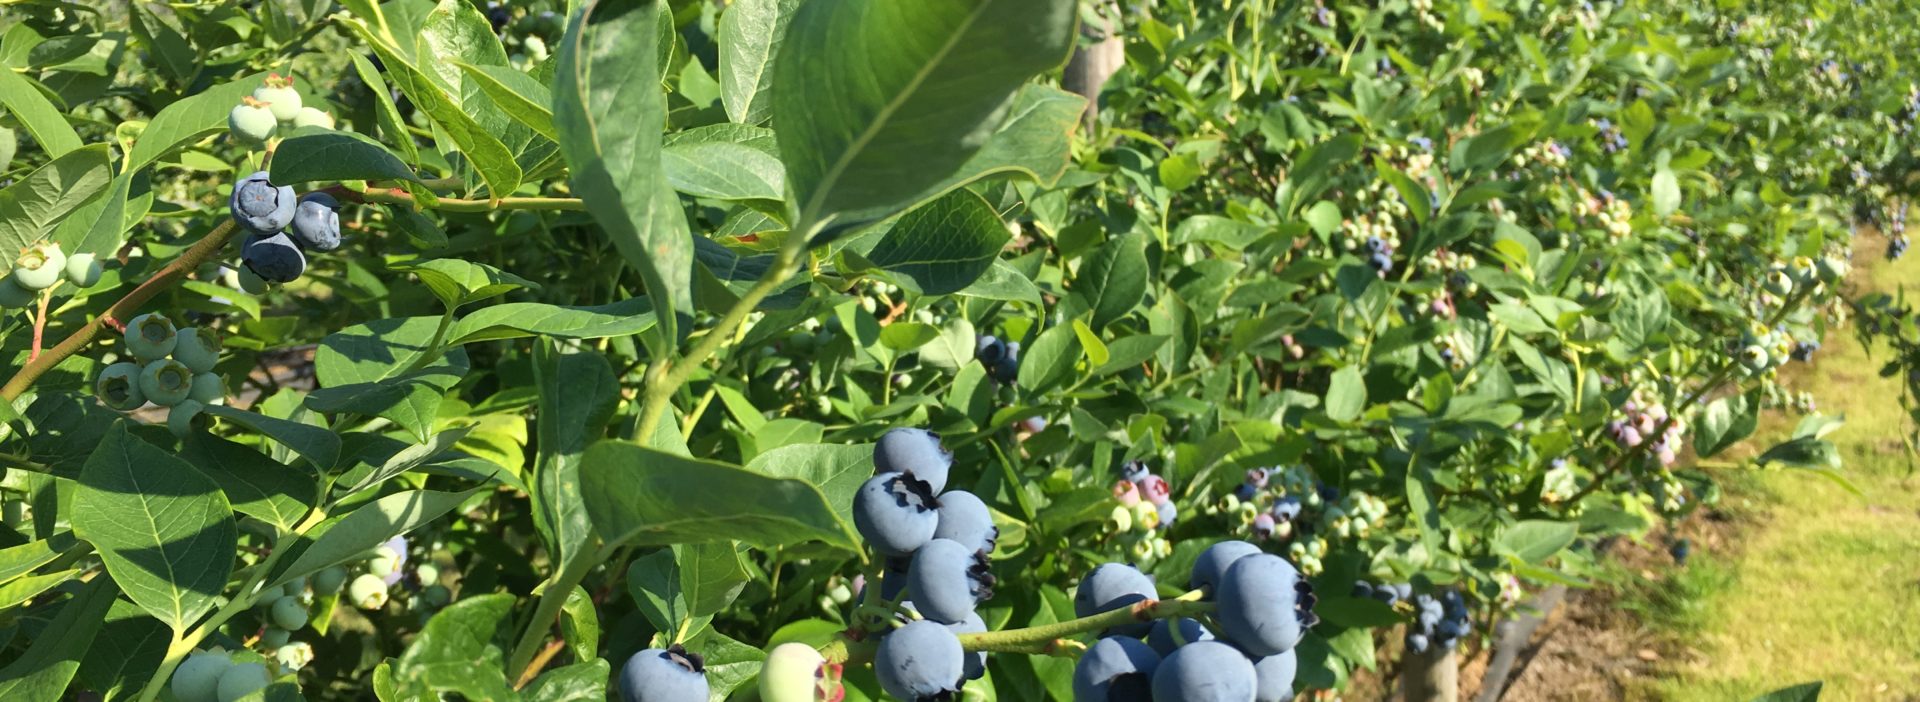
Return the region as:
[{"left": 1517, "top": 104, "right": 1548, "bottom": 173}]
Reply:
[
  {"left": 532, "top": 345, "right": 619, "bottom": 573},
  {"left": 270, "top": 489, "right": 479, "bottom": 588},
  {"left": 180, "top": 434, "right": 318, "bottom": 532},
  {"left": 1326, "top": 627, "right": 1377, "bottom": 672},
  {"left": 0, "top": 69, "right": 81, "bottom": 157},
  {"left": 958, "top": 259, "right": 1044, "bottom": 307},
  {"left": 552, "top": 0, "right": 689, "bottom": 348},
  {"left": 627, "top": 549, "right": 692, "bottom": 634},
  {"left": 1158, "top": 154, "right": 1201, "bottom": 191},
  {"left": 447, "top": 298, "right": 658, "bottom": 345},
  {"left": 0, "top": 144, "right": 113, "bottom": 258},
  {"left": 773, "top": 0, "right": 1078, "bottom": 232},
  {"left": 72, "top": 424, "right": 236, "bottom": 631},
  {"left": 0, "top": 569, "right": 78, "bottom": 609},
  {"left": 394, "top": 258, "right": 538, "bottom": 310},
  {"left": 523, "top": 660, "right": 611, "bottom": 702},
  {"left": 1325, "top": 366, "right": 1367, "bottom": 422},
  {"left": 52, "top": 169, "right": 144, "bottom": 258},
  {"left": 919, "top": 318, "right": 978, "bottom": 371},
  {"left": 128, "top": 3, "right": 195, "bottom": 83},
  {"left": 1695, "top": 395, "right": 1757, "bottom": 458},
  {"left": 457, "top": 62, "right": 558, "bottom": 141},
  {"left": 1095, "top": 335, "right": 1168, "bottom": 376},
  {"left": 559, "top": 586, "right": 600, "bottom": 663},
  {"left": 340, "top": 19, "right": 523, "bottom": 197},
  {"left": 392, "top": 593, "right": 517, "bottom": 700},
  {"left": 581, "top": 441, "right": 856, "bottom": 550},
  {"left": 660, "top": 125, "right": 785, "bottom": 202},
  {"left": 1304, "top": 201, "right": 1342, "bottom": 238},
  {"left": 745, "top": 443, "right": 874, "bottom": 537},
  {"left": 1171, "top": 215, "right": 1268, "bottom": 251},
  {"left": 879, "top": 322, "right": 940, "bottom": 351},
  {"left": 201, "top": 405, "right": 343, "bottom": 471},
  {"left": 342, "top": 426, "right": 473, "bottom": 494},
  {"left": 0, "top": 533, "right": 75, "bottom": 585},
  {"left": 0, "top": 573, "right": 117, "bottom": 702},
  {"left": 126, "top": 71, "right": 271, "bottom": 173},
  {"left": 268, "top": 129, "right": 422, "bottom": 185},
  {"left": 718, "top": 0, "right": 802, "bottom": 125},
  {"left": 74, "top": 599, "right": 171, "bottom": 702},
  {"left": 1651, "top": 166, "right": 1681, "bottom": 217},
  {"left": 1748, "top": 682, "right": 1823, "bottom": 702},
  {"left": 865, "top": 189, "right": 1011, "bottom": 296},
  {"left": 1073, "top": 232, "right": 1149, "bottom": 331},
  {"left": 1016, "top": 324, "right": 1081, "bottom": 394},
  {"left": 1495, "top": 520, "right": 1577, "bottom": 564},
  {"left": 352, "top": 54, "right": 420, "bottom": 164}
]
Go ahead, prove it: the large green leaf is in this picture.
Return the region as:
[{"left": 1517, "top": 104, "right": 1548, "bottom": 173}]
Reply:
[
  {"left": 1072, "top": 232, "right": 1149, "bottom": 331},
  {"left": 180, "top": 434, "right": 317, "bottom": 532},
  {"left": 311, "top": 315, "right": 471, "bottom": 436},
  {"left": 580, "top": 441, "right": 856, "bottom": 550},
  {"left": 270, "top": 489, "right": 478, "bottom": 588},
  {"left": 531, "top": 345, "right": 618, "bottom": 572},
  {"left": 0, "top": 144, "right": 113, "bottom": 258},
  {"left": 553, "top": 0, "right": 690, "bottom": 350},
  {"left": 745, "top": 443, "right": 874, "bottom": 539},
  {"left": 0, "top": 573, "right": 118, "bottom": 702},
  {"left": 340, "top": 19, "right": 523, "bottom": 197},
  {"left": 1494, "top": 520, "right": 1577, "bottom": 564},
  {"left": 74, "top": 598, "right": 171, "bottom": 702},
  {"left": 718, "top": 0, "right": 802, "bottom": 125},
  {"left": 524, "top": 660, "right": 610, "bottom": 702},
  {"left": 201, "top": 405, "right": 343, "bottom": 471},
  {"left": 0, "top": 69, "right": 81, "bottom": 157},
  {"left": 393, "top": 258, "right": 538, "bottom": 310},
  {"left": 268, "top": 128, "right": 422, "bottom": 185},
  {"left": 71, "top": 424, "right": 236, "bottom": 632},
  {"left": 0, "top": 532, "right": 75, "bottom": 585},
  {"left": 660, "top": 125, "right": 785, "bottom": 202},
  {"left": 864, "top": 189, "right": 1010, "bottom": 296},
  {"left": 392, "top": 593, "right": 518, "bottom": 700},
  {"left": 447, "top": 298, "right": 658, "bottom": 345},
  {"left": 457, "top": 62, "right": 558, "bottom": 141},
  {"left": 773, "top": 0, "right": 1077, "bottom": 233}
]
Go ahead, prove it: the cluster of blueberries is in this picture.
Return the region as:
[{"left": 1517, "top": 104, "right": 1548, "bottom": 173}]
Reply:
[
  {"left": 1890, "top": 235, "right": 1909, "bottom": 261},
  {"left": 226, "top": 74, "right": 334, "bottom": 144},
  {"left": 975, "top": 334, "right": 1021, "bottom": 384},
  {"left": 171, "top": 537, "right": 429, "bottom": 702},
  {"left": 1593, "top": 117, "right": 1630, "bottom": 153},
  {"left": 0, "top": 241, "right": 102, "bottom": 308},
  {"left": 94, "top": 312, "right": 224, "bottom": 436},
  {"left": 1364, "top": 236, "right": 1393, "bottom": 276},
  {"left": 1072, "top": 539, "right": 1316, "bottom": 701},
  {"left": 1789, "top": 339, "right": 1820, "bottom": 362},
  {"left": 1113, "top": 460, "right": 1179, "bottom": 529},
  {"left": 232, "top": 171, "right": 342, "bottom": 289},
  {"left": 1401, "top": 589, "right": 1471, "bottom": 655}
]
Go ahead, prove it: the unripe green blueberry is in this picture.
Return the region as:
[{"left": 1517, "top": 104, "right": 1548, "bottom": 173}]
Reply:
[
  {"left": 348, "top": 573, "right": 389, "bottom": 610},
  {"left": 190, "top": 372, "right": 225, "bottom": 405},
  {"left": 415, "top": 562, "right": 440, "bottom": 585},
  {"left": 269, "top": 595, "right": 309, "bottom": 630},
  {"left": 367, "top": 545, "right": 400, "bottom": 577},
  {"left": 236, "top": 265, "right": 269, "bottom": 294},
  {"left": 228, "top": 102, "right": 277, "bottom": 143},
  {"left": 0, "top": 278, "right": 35, "bottom": 307},
  {"left": 170, "top": 651, "right": 233, "bottom": 702},
  {"left": 172, "top": 327, "right": 222, "bottom": 373},
  {"left": 138, "top": 359, "right": 195, "bottom": 407},
  {"left": 169, "top": 399, "right": 207, "bottom": 438},
  {"left": 421, "top": 584, "right": 451, "bottom": 607},
  {"left": 312, "top": 566, "right": 349, "bottom": 594},
  {"left": 124, "top": 312, "right": 179, "bottom": 362},
  {"left": 283, "top": 575, "right": 307, "bottom": 595},
  {"left": 259, "top": 627, "right": 291, "bottom": 649},
  {"left": 290, "top": 107, "right": 334, "bottom": 130},
  {"left": 274, "top": 641, "right": 314, "bottom": 670},
  {"left": 253, "top": 78, "right": 303, "bottom": 122},
  {"left": 760, "top": 642, "right": 830, "bottom": 702},
  {"left": 13, "top": 242, "right": 65, "bottom": 290},
  {"left": 64, "top": 252, "right": 102, "bottom": 287},
  {"left": 215, "top": 661, "right": 271, "bottom": 702},
  {"left": 96, "top": 362, "right": 146, "bottom": 411}
]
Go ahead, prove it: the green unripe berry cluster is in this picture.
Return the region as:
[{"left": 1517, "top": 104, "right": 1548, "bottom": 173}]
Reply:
[
  {"left": 0, "top": 242, "right": 109, "bottom": 307},
  {"left": 227, "top": 73, "right": 335, "bottom": 145},
  {"left": 94, "top": 313, "right": 226, "bottom": 435}
]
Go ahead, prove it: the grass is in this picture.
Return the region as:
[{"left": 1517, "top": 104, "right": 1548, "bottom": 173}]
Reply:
[{"left": 1630, "top": 248, "right": 1920, "bottom": 700}]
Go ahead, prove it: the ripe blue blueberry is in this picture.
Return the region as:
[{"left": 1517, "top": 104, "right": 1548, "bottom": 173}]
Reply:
[
  {"left": 932, "top": 490, "right": 998, "bottom": 554},
  {"left": 1189, "top": 540, "right": 1262, "bottom": 595},
  {"left": 874, "top": 620, "right": 965, "bottom": 701},
  {"left": 991, "top": 341, "right": 1020, "bottom": 384},
  {"left": 231, "top": 171, "right": 297, "bottom": 233},
  {"left": 853, "top": 472, "right": 941, "bottom": 557},
  {"left": 96, "top": 362, "right": 146, "bottom": 411},
  {"left": 1072, "top": 636, "right": 1158, "bottom": 701},
  {"left": 138, "top": 359, "right": 195, "bottom": 407},
  {"left": 124, "top": 312, "right": 179, "bottom": 362},
  {"left": 1150, "top": 640, "right": 1257, "bottom": 702},
  {"left": 170, "top": 651, "right": 233, "bottom": 702},
  {"left": 290, "top": 193, "right": 341, "bottom": 251},
  {"left": 944, "top": 611, "right": 988, "bottom": 681},
  {"left": 975, "top": 335, "right": 1007, "bottom": 366},
  {"left": 1148, "top": 616, "right": 1214, "bottom": 656},
  {"left": 1251, "top": 649, "right": 1298, "bottom": 702},
  {"left": 1215, "top": 554, "right": 1319, "bottom": 657},
  {"left": 1406, "top": 632, "right": 1430, "bottom": 654},
  {"left": 618, "top": 645, "right": 709, "bottom": 702},
  {"left": 242, "top": 232, "right": 307, "bottom": 283},
  {"left": 1073, "top": 563, "right": 1157, "bottom": 637},
  {"left": 873, "top": 428, "right": 952, "bottom": 493},
  {"left": 173, "top": 327, "right": 222, "bottom": 373},
  {"left": 906, "top": 538, "right": 993, "bottom": 625}
]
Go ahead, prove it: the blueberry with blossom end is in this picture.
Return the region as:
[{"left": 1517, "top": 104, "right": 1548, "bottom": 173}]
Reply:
[
  {"left": 1216, "top": 554, "right": 1319, "bottom": 657},
  {"left": 1113, "top": 480, "right": 1141, "bottom": 507},
  {"left": 12, "top": 242, "right": 64, "bottom": 290},
  {"left": 1074, "top": 563, "right": 1157, "bottom": 637},
  {"left": 618, "top": 645, "right": 709, "bottom": 702},
  {"left": 252, "top": 76, "right": 303, "bottom": 122},
  {"left": 932, "top": 490, "right": 998, "bottom": 554},
  {"left": 874, "top": 620, "right": 965, "bottom": 701},
  {"left": 1157, "top": 501, "right": 1178, "bottom": 527},
  {"left": 139, "top": 359, "right": 195, "bottom": 407},
  {"left": 228, "top": 100, "right": 276, "bottom": 143},
  {"left": 1251, "top": 512, "right": 1276, "bottom": 539},
  {"left": 241, "top": 233, "right": 306, "bottom": 283},
  {"left": 230, "top": 171, "right": 297, "bottom": 234},
  {"left": 975, "top": 335, "right": 1007, "bottom": 366},
  {"left": 1135, "top": 474, "right": 1171, "bottom": 505},
  {"left": 1190, "top": 540, "right": 1261, "bottom": 595},
  {"left": 907, "top": 538, "right": 994, "bottom": 625},
  {"left": 173, "top": 327, "right": 222, "bottom": 373},
  {"left": 169, "top": 400, "right": 208, "bottom": 438},
  {"left": 290, "top": 192, "right": 342, "bottom": 251},
  {"left": 853, "top": 472, "right": 940, "bottom": 557},
  {"left": 873, "top": 427, "right": 952, "bottom": 493},
  {"left": 190, "top": 372, "right": 225, "bottom": 405},
  {"left": 348, "top": 573, "right": 388, "bottom": 610},
  {"left": 1073, "top": 636, "right": 1158, "bottom": 701},
  {"left": 96, "top": 362, "right": 146, "bottom": 411},
  {"left": 1270, "top": 496, "right": 1303, "bottom": 522},
  {"left": 1121, "top": 460, "right": 1150, "bottom": 483}
]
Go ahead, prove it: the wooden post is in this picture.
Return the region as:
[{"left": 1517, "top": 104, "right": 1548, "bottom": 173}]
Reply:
[
  {"left": 1403, "top": 645, "right": 1459, "bottom": 702},
  {"left": 1062, "top": 2, "right": 1125, "bottom": 130}
]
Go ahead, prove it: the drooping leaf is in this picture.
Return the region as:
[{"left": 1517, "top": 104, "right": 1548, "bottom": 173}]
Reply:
[
  {"left": 180, "top": 434, "right": 318, "bottom": 532},
  {"left": 0, "top": 144, "right": 113, "bottom": 258},
  {"left": 581, "top": 441, "right": 856, "bottom": 550},
  {"left": 0, "top": 573, "right": 118, "bottom": 701},
  {"left": 268, "top": 128, "right": 422, "bottom": 185},
  {"left": 270, "top": 489, "right": 479, "bottom": 588},
  {"left": 865, "top": 189, "right": 1011, "bottom": 296},
  {"left": 532, "top": 344, "right": 619, "bottom": 571}
]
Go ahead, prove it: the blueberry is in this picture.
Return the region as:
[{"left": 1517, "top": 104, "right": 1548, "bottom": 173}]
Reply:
[
  {"left": 269, "top": 595, "right": 309, "bottom": 630},
  {"left": 348, "top": 573, "right": 388, "bottom": 610},
  {"left": 1189, "top": 540, "right": 1261, "bottom": 594},
  {"left": 228, "top": 102, "right": 277, "bottom": 143},
  {"left": 907, "top": 538, "right": 993, "bottom": 625},
  {"left": 1216, "top": 554, "right": 1318, "bottom": 657},
  {"left": 190, "top": 372, "right": 225, "bottom": 405},
  {"left": 1074, "top": 563, "right": 1157, "bottom": 637},
  {"left": 932, "top": 490, "right": 998, "bottom": 554},
  {"left": 169, "top": 399, "right": 207, "bottom": 438},
  {"left": 1072, "top": 636, "right": 1158, "bottom": 701},
  {"left": 215, "top": 661, "right": 271, "bottom": 702},
  {"left": 307, "top": 566, "right": 346, "bottom": 594},
  {"left": 236, "top": 265, "right": 269, "bottom": 294},
  {"left": 230, "top": 171, "right": 297, "bottom": 234},
  {"left": 1351, "top": 581, "right": 1374, "bottom": 599},
  {"left": 1270, "top": 497, "right": 1302, "bottom": 522},
  {"left": 874, "top": 620, "right": 965, "bottom": 701},
  {"left": 1157, "top": 501, "right": 1178, "bottom": 527},
  {"left": 12, "top": 242, "right": 64, "bottom": 290},
  {"left": 1370, "top": 585, "right": 1399, "bottom": 606},
  {"left": 242, "top": 232, "right": 307, "bottom": 283},
  {"left": 618, "top": 645, "right": 709, "bottom": 702},
  {"left": 1150, "top": 640, "right": 1257, "bottom": 702},
  {"left": 1135, "top": 474, "right": 1171, "bottom": 505},
  {"left": 873, "top": 428, "right": 952, "bottom": 493},
  {"left": 252, "top": 78, "right": 303, "bottom": 122},
  {"left": 274, "top": 640, "right": 315, "bottom": 670},
  {"left": 290, "top": 193, "right": 342, "bottom": 251},
  {"left": 1406, "top": 632, "right": 1430, "bottom": 654},
  {"left": 1121, "top": 461, "right": 1150, "bottom": 483},
  {"left": 1233, "top": 483, "right": 1258, "bottom": 501},
  {"left": 291, "top": 107, "right": 335, "bottom": 130},
  {"left": 944, "top": 611, "right": 988, "bottom": 681},
  {"left": 173, "top": 327, "right": 222, "bottom": 373},
  {"left": 759, "top": 642, "right": 829, "bottom": 702},
  {"left": 124, "top": 312, "right": 179, "bottom": 362},
  {"left": 64, "top": 252, "right": 102, "bottom": 287},
  {"left": 96, "top": 362, "right": 146, "bottom": 411},
  {"left": 260, "top": 627, "right": 291, "bottom": 649},
  {"left": 975, "top": 335, "right": 1007, "bottom": 365},
  {"left": 991, "top": 354, "right": 1019, "bottom": 384},
  {"left": 0, "top": 278, "right": 35, "bottom": 307},
  {"left": 139, "top": 359, "right": 195, "bottom": 407},
  {"left": 853, "top": 472, "right": 941, "bottom": 557},
  {"left": 170, "top": 651, "right": 233, "bottom": 702},
  {"left": 1148, "top": 617, "right": 1214, "bottom": 655},
  {"left": 1251, "top": 649, "right": 1297, "bottom": 702}
]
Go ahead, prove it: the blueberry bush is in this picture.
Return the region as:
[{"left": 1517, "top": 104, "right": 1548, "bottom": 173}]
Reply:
[{"left": 0, "top": 0, "right": 1906, "bottom": 700}]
